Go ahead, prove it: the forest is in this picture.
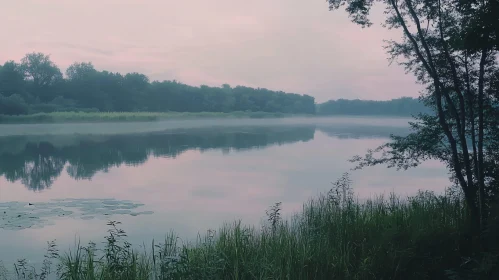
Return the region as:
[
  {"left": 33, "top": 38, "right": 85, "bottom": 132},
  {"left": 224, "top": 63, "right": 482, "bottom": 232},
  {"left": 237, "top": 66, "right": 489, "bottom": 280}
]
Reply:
[
  {"left": 0, "top": 53, "right": 428, "bottom": 118},
  {"left": 317, "top": 97, "right": 431, "bottom": 116},
  {"left": 0, "top": 53, "right": 315, "bottom": 115}
]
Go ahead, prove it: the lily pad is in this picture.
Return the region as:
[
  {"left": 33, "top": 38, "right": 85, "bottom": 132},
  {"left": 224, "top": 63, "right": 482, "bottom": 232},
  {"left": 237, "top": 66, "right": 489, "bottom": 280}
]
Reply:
[{"left": 0, "top": 198, "right": 153, "bottom": 230}]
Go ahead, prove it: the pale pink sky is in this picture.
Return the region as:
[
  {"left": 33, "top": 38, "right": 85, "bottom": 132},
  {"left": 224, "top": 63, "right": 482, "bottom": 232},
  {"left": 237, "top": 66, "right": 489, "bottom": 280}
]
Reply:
[{"left": 0, "top": 0, "right": 421, "bottom": 102}]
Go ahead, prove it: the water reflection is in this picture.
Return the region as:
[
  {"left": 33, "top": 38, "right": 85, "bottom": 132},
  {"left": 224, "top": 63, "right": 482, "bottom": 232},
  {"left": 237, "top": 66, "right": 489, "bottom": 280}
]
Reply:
[
  {"left": 0, "top": 123, "right": 411, "bottom": 191},
  {"left": 0, "top": 120, "right": 448, "bottom": 266},
  {"left": 316, "top": 124, "right": 410, "bottom": 139},
  {"left": 0, "top": 126, "right": 315, "bottom": 191}
]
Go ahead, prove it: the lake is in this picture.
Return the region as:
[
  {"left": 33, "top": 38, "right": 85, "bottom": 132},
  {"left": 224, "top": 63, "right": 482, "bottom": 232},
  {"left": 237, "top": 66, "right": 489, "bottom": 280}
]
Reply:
[{"left": 0, "top": 117, "right": 450, "bottom": 265}]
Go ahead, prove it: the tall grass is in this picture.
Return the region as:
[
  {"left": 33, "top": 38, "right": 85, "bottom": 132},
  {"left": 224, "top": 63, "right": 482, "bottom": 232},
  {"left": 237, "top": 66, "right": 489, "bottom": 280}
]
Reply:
[
  {"left": 1, "top": 175, "right": 497, "bottom": 279},
  {"left": 0, "top": 111, "right": 299, "bottom": 124}
]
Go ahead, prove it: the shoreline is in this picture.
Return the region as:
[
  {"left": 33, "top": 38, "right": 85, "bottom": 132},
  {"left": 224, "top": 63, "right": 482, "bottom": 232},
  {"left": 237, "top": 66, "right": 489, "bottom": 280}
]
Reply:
[
  {"left": 0, "top": 115, "right": 413, "bottom": 137},
  {"left": 0, "top": 111, "right": 302, "bottom": 125},
  {"left": 0, "top": 111, "right": 417, "bottom": 125},
  {"left": 0, "top": 188, "right": 471, "bottom": 280}
]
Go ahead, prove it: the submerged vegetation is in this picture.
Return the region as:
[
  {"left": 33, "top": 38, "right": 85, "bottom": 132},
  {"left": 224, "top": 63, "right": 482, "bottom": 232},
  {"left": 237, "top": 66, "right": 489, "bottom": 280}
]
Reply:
[{"left": 0, "top": 175, "right": 498, "bottom": 280}]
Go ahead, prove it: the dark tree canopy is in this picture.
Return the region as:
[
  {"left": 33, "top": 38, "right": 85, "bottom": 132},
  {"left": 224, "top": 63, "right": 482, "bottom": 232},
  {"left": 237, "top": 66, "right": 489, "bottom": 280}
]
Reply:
[
  {"left": 317, "top": 97, "right": 431, "bottom": 116},
  {"left": 0, "top": 53, "right": 316, "bottom": 116},
  {"left": 1, "top": 53, "right": 436, "bottom": 118},
  {"left": 327, "top": 0, "right": 499, "bottom": 241}
]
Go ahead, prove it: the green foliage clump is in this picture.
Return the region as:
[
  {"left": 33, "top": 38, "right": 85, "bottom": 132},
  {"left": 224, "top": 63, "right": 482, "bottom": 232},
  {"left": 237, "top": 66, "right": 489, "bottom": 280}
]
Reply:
[
  {"left": 0, "top": 94, "right": 29, "bottom": 115},
  {"left": 317, "top": 97, "right": 431, "bottom": 117},
  {"left": 0, "top": 53, "right": 316, "bottom": 119}
]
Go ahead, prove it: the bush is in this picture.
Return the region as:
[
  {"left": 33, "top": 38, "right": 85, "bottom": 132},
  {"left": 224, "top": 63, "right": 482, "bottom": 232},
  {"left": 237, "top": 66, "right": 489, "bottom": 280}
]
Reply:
[
  {"left": 0, "top": 94, "right": 29, "bottom": 115},
  {"left": 28, "top": 103, "right": 60, "bottom": 113}
]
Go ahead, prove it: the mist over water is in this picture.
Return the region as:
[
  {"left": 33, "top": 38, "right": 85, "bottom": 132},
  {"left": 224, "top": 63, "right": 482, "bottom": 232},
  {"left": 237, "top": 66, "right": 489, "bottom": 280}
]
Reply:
[
  {"left": 0, "top": 116, "right": 412, "bottom": 137},
  {"left": 0, "top": 117, "right": 448, "bottom": 264}
]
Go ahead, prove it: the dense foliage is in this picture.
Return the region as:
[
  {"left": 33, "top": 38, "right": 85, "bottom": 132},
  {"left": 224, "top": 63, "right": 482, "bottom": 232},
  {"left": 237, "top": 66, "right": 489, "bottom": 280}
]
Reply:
[
  {"left": 327, "top": 0, "right": 499, "bottom": 276},
  {"left": 1, "top": 53, "right": 433, "bottom": 119},
  {"left": 317, "top": 97, "right": 431, "bottom": 116},
  {"left": 0, "top": 54, "right": 316, "bottom": 115}
]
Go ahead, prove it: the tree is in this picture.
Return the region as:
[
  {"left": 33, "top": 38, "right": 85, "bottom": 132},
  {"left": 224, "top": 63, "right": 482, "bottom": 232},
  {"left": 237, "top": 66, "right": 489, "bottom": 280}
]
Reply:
[
  {"left": 65, "top": 62, "right": 112, "bottom": 111},
  {"left": 123, "top": 72, "right": 149, "bottom": 91},
  {"left": 66, "top": 62, "right": 96, "bottom": 81},
  {"left": 0, "top": 94, "right": 29, "bottom": 115},
  {"left": 123, "top": 72, "right": 150, "bottom": 111},
  {"left": 0, "top": 61, "right": 26, "bottom": 97},
  {"left": 326, "top": 0, "right": 499, "bottom": 239},
  {"left": 317, "top": 97, "right": 432, "bottom": 116},
  {"left": 20, "top": 52, "right": 63, "bottom": 102},
  {"left": 1, "top": 52, "right": 317, "bottom": 116}
]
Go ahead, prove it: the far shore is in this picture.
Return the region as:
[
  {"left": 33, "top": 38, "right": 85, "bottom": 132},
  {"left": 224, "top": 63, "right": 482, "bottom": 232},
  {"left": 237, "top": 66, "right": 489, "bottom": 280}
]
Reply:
[
  {"left": 0, "top": 113, "right": 413, "bottom": 137},
  {"left": 0, "top": 111, "right": 414, "bottom": 124}
]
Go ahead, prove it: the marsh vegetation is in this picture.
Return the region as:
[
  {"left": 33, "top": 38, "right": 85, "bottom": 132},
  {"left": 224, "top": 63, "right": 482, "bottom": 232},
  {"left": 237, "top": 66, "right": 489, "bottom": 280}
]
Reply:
[{"left": 3, "top": 175, "right": 496, "bottom": 280}]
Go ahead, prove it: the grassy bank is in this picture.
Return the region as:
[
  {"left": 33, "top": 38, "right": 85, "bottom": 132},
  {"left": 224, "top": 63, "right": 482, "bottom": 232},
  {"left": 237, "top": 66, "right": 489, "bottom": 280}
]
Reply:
[
  {"left": 0, "top": 111, "right": 304, "bottom": 124},
  {"left": 1, "top": 179, "right": 498, "bottom": 279}
]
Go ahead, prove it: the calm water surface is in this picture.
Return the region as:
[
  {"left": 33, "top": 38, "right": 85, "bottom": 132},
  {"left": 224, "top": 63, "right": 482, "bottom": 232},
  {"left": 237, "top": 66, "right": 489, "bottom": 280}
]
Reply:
[{"left": 0, "top": 117, "right": 449, "bottom": 264}]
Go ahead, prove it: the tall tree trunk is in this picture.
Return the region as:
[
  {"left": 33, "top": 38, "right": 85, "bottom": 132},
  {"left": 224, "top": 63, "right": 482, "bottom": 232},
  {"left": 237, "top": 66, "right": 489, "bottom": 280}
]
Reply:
[
  {"left": 478, "top": 48, "right": 488, "bottom": 231},
  {"left": 464, "top": 53, "right": 480, "bottom": 183},
  {"left": 397, "top": 0, "right": 481, "bottom": 236},
  {"left": 437, "top": 0, "right": 475, "bottom": 195}
]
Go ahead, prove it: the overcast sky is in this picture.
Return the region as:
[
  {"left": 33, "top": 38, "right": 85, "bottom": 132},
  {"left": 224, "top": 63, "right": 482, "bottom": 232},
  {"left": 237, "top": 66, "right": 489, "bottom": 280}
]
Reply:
[{"left": 0, "top": 0, "right": 422, "bottom": 102}]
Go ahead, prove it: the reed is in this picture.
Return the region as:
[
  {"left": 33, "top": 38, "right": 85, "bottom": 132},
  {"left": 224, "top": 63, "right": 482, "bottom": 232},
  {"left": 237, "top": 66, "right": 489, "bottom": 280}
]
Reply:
[{"left": 1, "top": 176, "right": 497, "bottom": 279}]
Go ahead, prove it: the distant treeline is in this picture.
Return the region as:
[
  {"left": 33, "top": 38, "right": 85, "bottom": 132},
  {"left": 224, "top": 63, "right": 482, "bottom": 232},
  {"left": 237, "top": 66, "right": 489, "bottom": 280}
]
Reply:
[
  {"left": 0, "top": 53, "right": 316, "bottom": 115},
  {"left": 0, "top": 53, "right": 431, "bottom": 118},
  {"left": 317, "top": 97, "right": 431, "bottom": 116}
]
